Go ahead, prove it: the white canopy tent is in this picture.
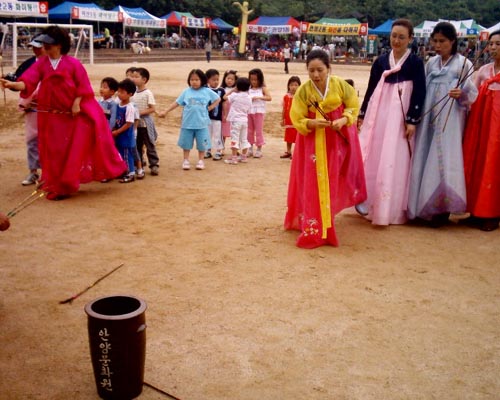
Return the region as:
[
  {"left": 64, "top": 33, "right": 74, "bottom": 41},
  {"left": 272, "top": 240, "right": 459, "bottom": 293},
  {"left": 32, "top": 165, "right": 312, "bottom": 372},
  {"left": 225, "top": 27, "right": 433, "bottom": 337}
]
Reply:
[
  {"left": 114, "top": 5, "right": 165, "bottom": 31},
  {"left": 486, "top": 22, "right": 500, "bottom": 33},
  {"left": 479, "top": 22, "right": 500, "bottom": 40},
  {"left": 415, "top": 19, "right": 485, "bottom": 38}
]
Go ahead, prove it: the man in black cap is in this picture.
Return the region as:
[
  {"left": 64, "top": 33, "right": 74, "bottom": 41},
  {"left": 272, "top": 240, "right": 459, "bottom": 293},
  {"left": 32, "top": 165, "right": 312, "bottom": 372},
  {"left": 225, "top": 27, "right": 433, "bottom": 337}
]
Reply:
[{"left": 5, "top": 36, "right": 45, "bottom": 185}]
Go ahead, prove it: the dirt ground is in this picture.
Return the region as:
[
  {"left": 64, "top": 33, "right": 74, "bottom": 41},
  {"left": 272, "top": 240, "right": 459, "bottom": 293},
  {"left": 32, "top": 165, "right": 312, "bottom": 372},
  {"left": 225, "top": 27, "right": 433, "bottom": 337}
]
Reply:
[{"left": 0, "top": 57, "right": 499, "bottom": 400}]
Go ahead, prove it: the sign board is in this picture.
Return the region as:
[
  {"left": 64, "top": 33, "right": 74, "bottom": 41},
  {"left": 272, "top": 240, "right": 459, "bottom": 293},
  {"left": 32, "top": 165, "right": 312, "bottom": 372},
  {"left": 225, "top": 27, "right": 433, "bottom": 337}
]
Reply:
[
  {"left": 71, "top": 7, "right": 123, "bottom": 23},
  {"left": 181, "top": 16, "right": 209, "bottom": 29},
  {"left": 303, "top": 22, "right": 368, "bottom": 36},
  {"left": 247, "top": 24, "right": 292, "bottom": 34},
  {"left": 124, "top": 17, "right": 165, "bottom": 28},
  {"left": 0, "top": 1, "right": 48, "bottom": 17}
]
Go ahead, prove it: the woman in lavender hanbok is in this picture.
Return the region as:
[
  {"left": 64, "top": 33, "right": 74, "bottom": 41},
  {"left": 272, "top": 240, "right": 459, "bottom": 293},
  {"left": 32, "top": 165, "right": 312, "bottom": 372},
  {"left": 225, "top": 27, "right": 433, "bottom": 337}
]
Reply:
[
  {"left": 356, "top": 19, "right": 426, "bottom": 225},
  {"left": 408, "top": 22, "right": 478, "bottom": 226}
]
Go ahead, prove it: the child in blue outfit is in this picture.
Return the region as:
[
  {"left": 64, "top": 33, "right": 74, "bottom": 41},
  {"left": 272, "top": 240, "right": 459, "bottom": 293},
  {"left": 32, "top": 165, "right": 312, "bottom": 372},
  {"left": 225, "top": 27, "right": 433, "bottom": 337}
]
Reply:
[
  {"left": 98, "top": 77, "right": 119, "bottom": 130},
  {"left": 112, "top": 78, "right": 137, "bottom": 183},
  {"left": 159, "top": 69, "right": 221, "bottom": 170},
  {"left": 204, "top": 68, "right": 225, "bottom": 161}
]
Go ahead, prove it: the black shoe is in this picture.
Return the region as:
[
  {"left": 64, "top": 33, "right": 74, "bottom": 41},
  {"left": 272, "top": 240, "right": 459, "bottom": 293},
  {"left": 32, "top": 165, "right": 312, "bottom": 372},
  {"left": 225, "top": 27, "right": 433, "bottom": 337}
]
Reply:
[
  {"left": 429, "top": 212, "right": 450, "bottom": 228},
  {"left": 479, "top": 218, "right": 499, "bottom": 232},
  {"left": 458, "top": 215, "right": 481, "bottom": 227}
]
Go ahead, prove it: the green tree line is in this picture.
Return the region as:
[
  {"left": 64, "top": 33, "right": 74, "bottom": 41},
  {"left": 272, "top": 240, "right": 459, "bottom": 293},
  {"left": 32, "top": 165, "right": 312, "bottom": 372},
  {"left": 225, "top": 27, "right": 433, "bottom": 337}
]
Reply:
[{"left": 52, "top": 0, "right": 500, "bottom": 28}]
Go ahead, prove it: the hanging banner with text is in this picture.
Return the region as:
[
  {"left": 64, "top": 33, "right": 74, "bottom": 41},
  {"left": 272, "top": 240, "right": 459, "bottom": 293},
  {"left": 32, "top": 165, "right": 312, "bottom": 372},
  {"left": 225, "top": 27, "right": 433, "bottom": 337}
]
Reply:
[
  {"left": 0, "top": 1, "right": 48, "bottom": 17},
  {"left": 124, "top": 17, "right": 166, "bottom": 28},
  {"left": 367, "top": 35, "right": 378, "bottom": 55},
  {"left": 303, "top": 22, "right": 368, "bottom": 36},
  {"left": 247, "top": 25, "right": 292, "bottom": 35},
  {"left": 71, "top": 7, "right": 123, "bottom": 23},
  {"left": 181, "top": 16, "right": 209, "bottom": 29},
  {"left": 479, "top": 31, "right": 489, "bottom": 41}
]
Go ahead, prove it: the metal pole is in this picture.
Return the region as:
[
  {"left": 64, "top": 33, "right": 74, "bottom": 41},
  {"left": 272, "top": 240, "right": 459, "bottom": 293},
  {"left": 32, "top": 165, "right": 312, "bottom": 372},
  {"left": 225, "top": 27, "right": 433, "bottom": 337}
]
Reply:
[
  {"left": 89, "top": 25, "right": 94, "bottom": 65},
  {"left": 12, "top": 23, "right": 18, "bottom": 68}
]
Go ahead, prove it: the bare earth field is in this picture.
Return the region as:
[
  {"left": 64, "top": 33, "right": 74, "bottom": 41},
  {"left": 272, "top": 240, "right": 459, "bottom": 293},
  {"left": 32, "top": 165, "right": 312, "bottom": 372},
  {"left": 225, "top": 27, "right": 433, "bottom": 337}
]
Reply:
[{"left": 0, "top": 58, "right": 499, "bottom": 400}]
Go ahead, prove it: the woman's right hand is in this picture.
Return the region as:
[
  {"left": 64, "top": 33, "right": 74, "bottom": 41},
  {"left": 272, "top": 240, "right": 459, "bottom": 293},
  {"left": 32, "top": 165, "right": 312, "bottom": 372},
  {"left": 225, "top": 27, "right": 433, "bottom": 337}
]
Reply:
[
  {"left": 307, "top": 119, "right": 331, "bottom": 130},
  {"left": 0, "top": 78, "right": 12, "bottom": 90},
  {"left": 357, "top": 117, "right": 363, "bottom": 130},
  {"left": 1, "top": 79, "right": 25, "bottom": 91}
]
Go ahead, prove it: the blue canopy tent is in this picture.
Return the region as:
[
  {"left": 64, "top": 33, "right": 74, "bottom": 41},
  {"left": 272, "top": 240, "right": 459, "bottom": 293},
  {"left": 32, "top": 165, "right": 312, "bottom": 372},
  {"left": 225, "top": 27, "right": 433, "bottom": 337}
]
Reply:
[
  {"left": 368, "top": 19, "right": 394, "bottom": 35},
  {"left": 48, "top": 2, "right": 103, "bottom": 53},
  {"left": 49, "top": 1, "right": 101, "bottom": 21},
  {"left": 248, "top": 16, "right": 300, "bottom": 28},
  {"left": 210, "top": 18, "right": 234, "bottom": 31}
]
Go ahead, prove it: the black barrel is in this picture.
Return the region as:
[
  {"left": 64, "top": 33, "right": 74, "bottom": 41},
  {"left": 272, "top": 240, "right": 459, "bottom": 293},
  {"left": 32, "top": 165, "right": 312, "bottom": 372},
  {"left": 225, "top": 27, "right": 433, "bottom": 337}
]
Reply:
[{"left": 85, "top": 295, "right": 147, "bottom": 399}]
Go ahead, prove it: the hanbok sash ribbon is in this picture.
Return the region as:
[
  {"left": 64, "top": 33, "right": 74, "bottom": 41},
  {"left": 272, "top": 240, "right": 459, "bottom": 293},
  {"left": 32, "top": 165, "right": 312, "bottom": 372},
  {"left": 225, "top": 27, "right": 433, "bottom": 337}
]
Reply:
[{"left": 314, "top": 105, "right": 332, "bottom": 239}]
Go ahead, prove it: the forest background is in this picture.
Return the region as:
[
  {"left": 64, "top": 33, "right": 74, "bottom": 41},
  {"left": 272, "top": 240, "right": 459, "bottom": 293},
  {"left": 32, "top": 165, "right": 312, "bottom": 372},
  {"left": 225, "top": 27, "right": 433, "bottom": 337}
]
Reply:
[{"left": 46, "top": 0, "right": 500, "bottom": 31}]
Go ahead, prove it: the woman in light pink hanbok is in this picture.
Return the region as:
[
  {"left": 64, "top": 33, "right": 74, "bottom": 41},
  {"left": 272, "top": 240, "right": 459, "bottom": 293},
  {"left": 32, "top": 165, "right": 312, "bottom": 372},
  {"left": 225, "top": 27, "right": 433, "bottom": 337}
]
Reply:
[
  {"left": 357, "top": 19, "right": 426, "bottom": 225},
  {"left": 1, "top": 25, "right": 126, "bottom": 200}
]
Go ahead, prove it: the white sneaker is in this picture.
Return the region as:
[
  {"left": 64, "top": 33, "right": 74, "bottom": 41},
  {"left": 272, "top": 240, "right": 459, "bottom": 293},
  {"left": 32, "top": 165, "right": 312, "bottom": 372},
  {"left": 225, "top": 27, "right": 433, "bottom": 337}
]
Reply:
[
  {"left": 247, "top": 147, "right": 253, "bottom": 157},
  {"left": 22, "top": 172, "right": 39, "bottom": 186},
  {"left": 224, "top": 157, "right": 238, "bottom": 165},
  {"left": 254, "top": 149, "right": 263, "bottom": 158},
  {"left": 182, "top": 159, "right": 191, "bottom": 170},
  {"left": 196, "top": 160, "right": 205, "bottom": 170}
]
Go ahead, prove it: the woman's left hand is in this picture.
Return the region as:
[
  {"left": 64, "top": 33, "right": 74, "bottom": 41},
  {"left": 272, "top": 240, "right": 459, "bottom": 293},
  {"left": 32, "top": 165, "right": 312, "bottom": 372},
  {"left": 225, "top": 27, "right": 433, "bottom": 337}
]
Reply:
[
  {"left": 72, "top": 97, "right": 82, "bottom": 117},
  {"left": 448, "top": 88, "right": 461, "bottom": 99},
  {"left": 329, "top": 117, "right": 348, "bottom": 131},
  {"left": 71, "top": 103, "right": 80, "bottom": 117},
  {"left": 406, "top": 123, "right": 416, "bottom": 139}
]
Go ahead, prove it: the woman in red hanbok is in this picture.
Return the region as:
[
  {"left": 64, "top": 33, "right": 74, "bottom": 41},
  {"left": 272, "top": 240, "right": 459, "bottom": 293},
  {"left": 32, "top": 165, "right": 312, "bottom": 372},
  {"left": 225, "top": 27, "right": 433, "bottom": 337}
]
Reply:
[
  {"left": 462, "top": 30, "right": 500, "bottom": 231},
  {"left": 284, "top": 50, "right": 366, "bottom": 249},
  {"left": 1, "top": 25, "right": 126, "bottom": 200}
]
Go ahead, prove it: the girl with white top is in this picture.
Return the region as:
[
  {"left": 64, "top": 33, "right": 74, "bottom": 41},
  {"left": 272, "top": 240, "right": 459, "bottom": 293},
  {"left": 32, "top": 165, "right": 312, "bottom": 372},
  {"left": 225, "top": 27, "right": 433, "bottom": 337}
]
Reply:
[
  {"left": 247, "top": 68, "right": 271, "bottom": 158},
  {"left": 224, "top": 77, "right": 252, "bottom": 165}
]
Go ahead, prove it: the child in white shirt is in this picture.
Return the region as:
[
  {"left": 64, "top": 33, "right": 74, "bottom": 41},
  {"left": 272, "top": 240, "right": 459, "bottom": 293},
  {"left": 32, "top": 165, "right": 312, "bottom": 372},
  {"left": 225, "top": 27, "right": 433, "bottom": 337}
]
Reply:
[{"left": 224, "top": 77, "right": 252, "bottom": 165}]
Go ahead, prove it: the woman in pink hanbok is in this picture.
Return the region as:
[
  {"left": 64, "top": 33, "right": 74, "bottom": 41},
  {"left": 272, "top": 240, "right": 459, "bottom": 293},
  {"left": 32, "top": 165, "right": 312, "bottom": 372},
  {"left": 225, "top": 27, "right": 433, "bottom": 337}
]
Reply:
[
  {"left": 357, "top": 19, "right": 426, "bottom": 225},
  {"left": 1, "top": 25, "right": 126, "bottom": 200}
]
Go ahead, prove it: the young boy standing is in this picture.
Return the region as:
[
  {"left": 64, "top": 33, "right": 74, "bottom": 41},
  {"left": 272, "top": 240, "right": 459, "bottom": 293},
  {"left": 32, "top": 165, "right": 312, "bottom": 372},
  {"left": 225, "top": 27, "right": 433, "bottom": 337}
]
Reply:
[
  {"left": 131, "top": 67, "right": 159, "bottom": 176},
  {"left": 205, "top": 69, "right": 225, "bottom": 161},
  {"left": 112, "top": 79, "right": 137, "bottom": 183},
  {"left": 125, "top": 67, "right": 145, "bottom": 179},
  {"left": 98, "top": 77, "right": 119, "bottom": 130}
]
